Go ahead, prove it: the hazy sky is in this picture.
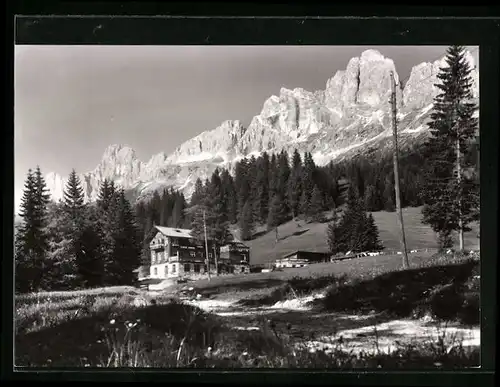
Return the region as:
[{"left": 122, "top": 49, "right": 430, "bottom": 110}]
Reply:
[{"left": 14, "top": 45, "right": 479, "bottom": 208}]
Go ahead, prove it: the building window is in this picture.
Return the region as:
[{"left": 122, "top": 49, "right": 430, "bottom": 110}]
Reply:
[
  {"left": 208, "top": 253, "right": 212, "bottom": 258},
  {"left": 194, "top": 264, "right": 200, "bottom": 273},
  {"left": 184, "top": 263, "right": 191, "bottom": 272},
  {"left": 154, "top": 267, "right": 158, "bottom": 276},
  {"left": 190, "top": 252, "right": 196, "bottom": 258},
  {"left": 171, "top": 264, "right": 176, "bottom": 274}
]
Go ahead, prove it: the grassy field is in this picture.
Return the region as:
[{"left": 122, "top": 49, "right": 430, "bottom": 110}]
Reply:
[
  {"left": 242, "top": 207, "right": 480, "bottom": 267},
  {"left": 14, "top": 251, "right": 480, "bottom": 369},
  {"left": 173, "top": 250, "right": 437, "bottom": 298}
]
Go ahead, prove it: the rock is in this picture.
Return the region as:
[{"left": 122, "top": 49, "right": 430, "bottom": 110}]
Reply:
[
  {"left": 43, "top": 49, "right": 479, "bottom": 205},
  {"left": 133, "top": 296, "right": 149, "bottom": 308}
]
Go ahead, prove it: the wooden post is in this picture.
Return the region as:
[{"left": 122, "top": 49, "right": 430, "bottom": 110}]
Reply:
[
  {"left": 389, "top": 71, "right": 410, "bottom": 269},
  {"left": 203, "top": 209, "right": 211, "bottom": 281}
]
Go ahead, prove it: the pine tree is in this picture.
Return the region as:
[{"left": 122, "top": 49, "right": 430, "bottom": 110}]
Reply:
[
  {"left": 239, "top": 200, "right": 255, "bottom": 241},
  {"left": 420, "top": 45, "right": 479, "bottom": 251}
]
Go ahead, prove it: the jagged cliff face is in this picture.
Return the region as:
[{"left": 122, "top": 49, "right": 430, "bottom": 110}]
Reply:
[{"left": 45, "top": 49, "right": 479, "bottom": 204}]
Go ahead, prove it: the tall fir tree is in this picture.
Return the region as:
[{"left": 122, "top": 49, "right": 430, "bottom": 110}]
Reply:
[
  {"left": 206, "top": 169, "right": 231, "bottom": 245},
  {"left": 221, "top": 168, "right": 238, "bottom": 224},
  {"left": 239, "top": 200, "right": 255, "bottom": 241},
  {"left": 96, "top": 179, "right": 118, "bottom": 285},
  {"left": 45, "top": 201, "right": 77, "bottom": 289},
  {"left": 308, "top": 184, "right": 325, "bottom": 222},
  {"left": 363, "top": 213, "right": 384, "bottom": 251},
  {"left": 287, "top": 149, "right": 303, "bottom": 218},
  {"left": 420, "top": 45, "right": 479, "bottom": 251},
  {"left": 15, "top": 167, "right": 51, "bottom": 292},
  {"left": 254, "top": 153, "right": 270, "bottom": 223},
  {"left": 190, "top": 178, "right": 205, "bottom": 207},
  {"left": 300, "top": 152, "right": 316, "bottom": 213},
  {"left": 111, "top": 188, "right": 142, "bottom": 285},
  {"left": 62, "top": 169, "right": 90, "bottom": 287},
  {"left": 326, "top": 206, "right": 344, "bottom": 256}
]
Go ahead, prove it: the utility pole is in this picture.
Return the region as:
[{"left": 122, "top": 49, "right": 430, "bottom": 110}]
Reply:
[
  {"left": 213, "top": 243, "right": 219, "bottom": 276},
  {"left": 389, "top": 71, "right": 410, "bottom": 269},
  {"left": 203, "top": 209, "right": 211, "bottom": 281},
  {"left": 453, "top": 101, "right": 465, "bottom": 252}
]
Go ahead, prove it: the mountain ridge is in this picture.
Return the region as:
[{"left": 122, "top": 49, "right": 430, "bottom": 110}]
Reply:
[{"left": 43, "top": 49, "right": 479, "bottom": 206}]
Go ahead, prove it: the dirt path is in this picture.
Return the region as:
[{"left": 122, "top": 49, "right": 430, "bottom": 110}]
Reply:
[{"left": 183, "top": 293, "right": 480, "bottom": 355}]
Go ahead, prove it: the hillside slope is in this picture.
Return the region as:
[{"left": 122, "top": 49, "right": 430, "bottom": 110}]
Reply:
[{"left": 242, "top": 207, "right": 480, "bottom": 266}]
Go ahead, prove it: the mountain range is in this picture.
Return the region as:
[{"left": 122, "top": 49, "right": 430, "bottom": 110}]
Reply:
[{"left": 44, "top": 49, "right": 479, "bottom": 205}]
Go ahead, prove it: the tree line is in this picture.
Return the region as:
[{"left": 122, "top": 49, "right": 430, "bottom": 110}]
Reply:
[{"left": 15, "top": 169, "right": 141, "bottom": 293}]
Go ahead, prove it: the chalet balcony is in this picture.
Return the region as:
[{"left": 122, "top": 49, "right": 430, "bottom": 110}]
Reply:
[{"left": 150, "top": 241, "right": 166, "bottom": 251}]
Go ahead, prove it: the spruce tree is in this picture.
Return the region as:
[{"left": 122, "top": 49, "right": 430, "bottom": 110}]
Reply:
[
  {"left": 326, "top": 206, "right": 343, "bottom": 255},
  {"left": 254, "top": 153, "right": 270, "bottom": 223},
  {"left": 287, "top": 149, "right": 303, "bottom": 218},
  {"left": 62, "top": 169, "right": 89, "bottom": 287},
  {"left": 45, "top": 201, "right": 77, "bottom": 289},
  {"left": 308, "top": 184, "right": 325, "bottom": 222},
  {"left": 239, "top": 200, "right": 255, "bottom": 241},
  {"left": 206, "top": 169, "right": 231, "bottom": 245},
  {"left": 171, "top": 193, "right": 186, "bottom": 228},
  {"left": 383, "top": 176, "right": 396, "bottom": 212},
  {"left": 301, "top": 152, "right": 316, "bottom": 210},
  {"left": 190, "top": 178, "right": 205, "bottom": 207},
  {"left": 96, "top": 179, "right": 118, "bottom": 285},
  {"left": 15, "top": 167, "right": 51, "bottom": 292},
  {"left": 111, "top": 188, "right": 141, "bottom": 285},
  {"left": 267, "top": 194, "right": 286, "bottom": 231},
  {"left": 364, "top": 184, "right": 377, "bottom": 212},
  {"left": 363, "top": 213, "right": 384, "bottom": 251},
  {"left": 221, "top": 168, "right": 238, "bottom": 224},
  {"left": 299, "top": 190, "right": 309, "bottom": 218},
  {"left": 420, "top": 45, "right": 479, "bottom": 251}
]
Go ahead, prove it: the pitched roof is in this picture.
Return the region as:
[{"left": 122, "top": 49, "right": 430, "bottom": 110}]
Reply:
[
  {"left": 154, "top": 226, "right": 193, "bottom": 239},
  {"left": 282, "top": 250, "right": 331, "bottom": 258}
]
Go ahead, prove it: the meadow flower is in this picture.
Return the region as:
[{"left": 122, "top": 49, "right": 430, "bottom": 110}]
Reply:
[
  {"left": 242, "top": 351, "right": 248, "bottom": 356},
  {"left": 110, "top": 319, "right": 116, "bottom": 325}
]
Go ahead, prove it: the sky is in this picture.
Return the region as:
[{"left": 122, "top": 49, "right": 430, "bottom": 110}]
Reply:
[{"left": 14, "top": 45, "right": 479, "bottom": 210}]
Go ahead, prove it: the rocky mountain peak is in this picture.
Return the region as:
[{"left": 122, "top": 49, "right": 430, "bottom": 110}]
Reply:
[{"left": 42, "top": 48, "right": 479, "bottom": 206}]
